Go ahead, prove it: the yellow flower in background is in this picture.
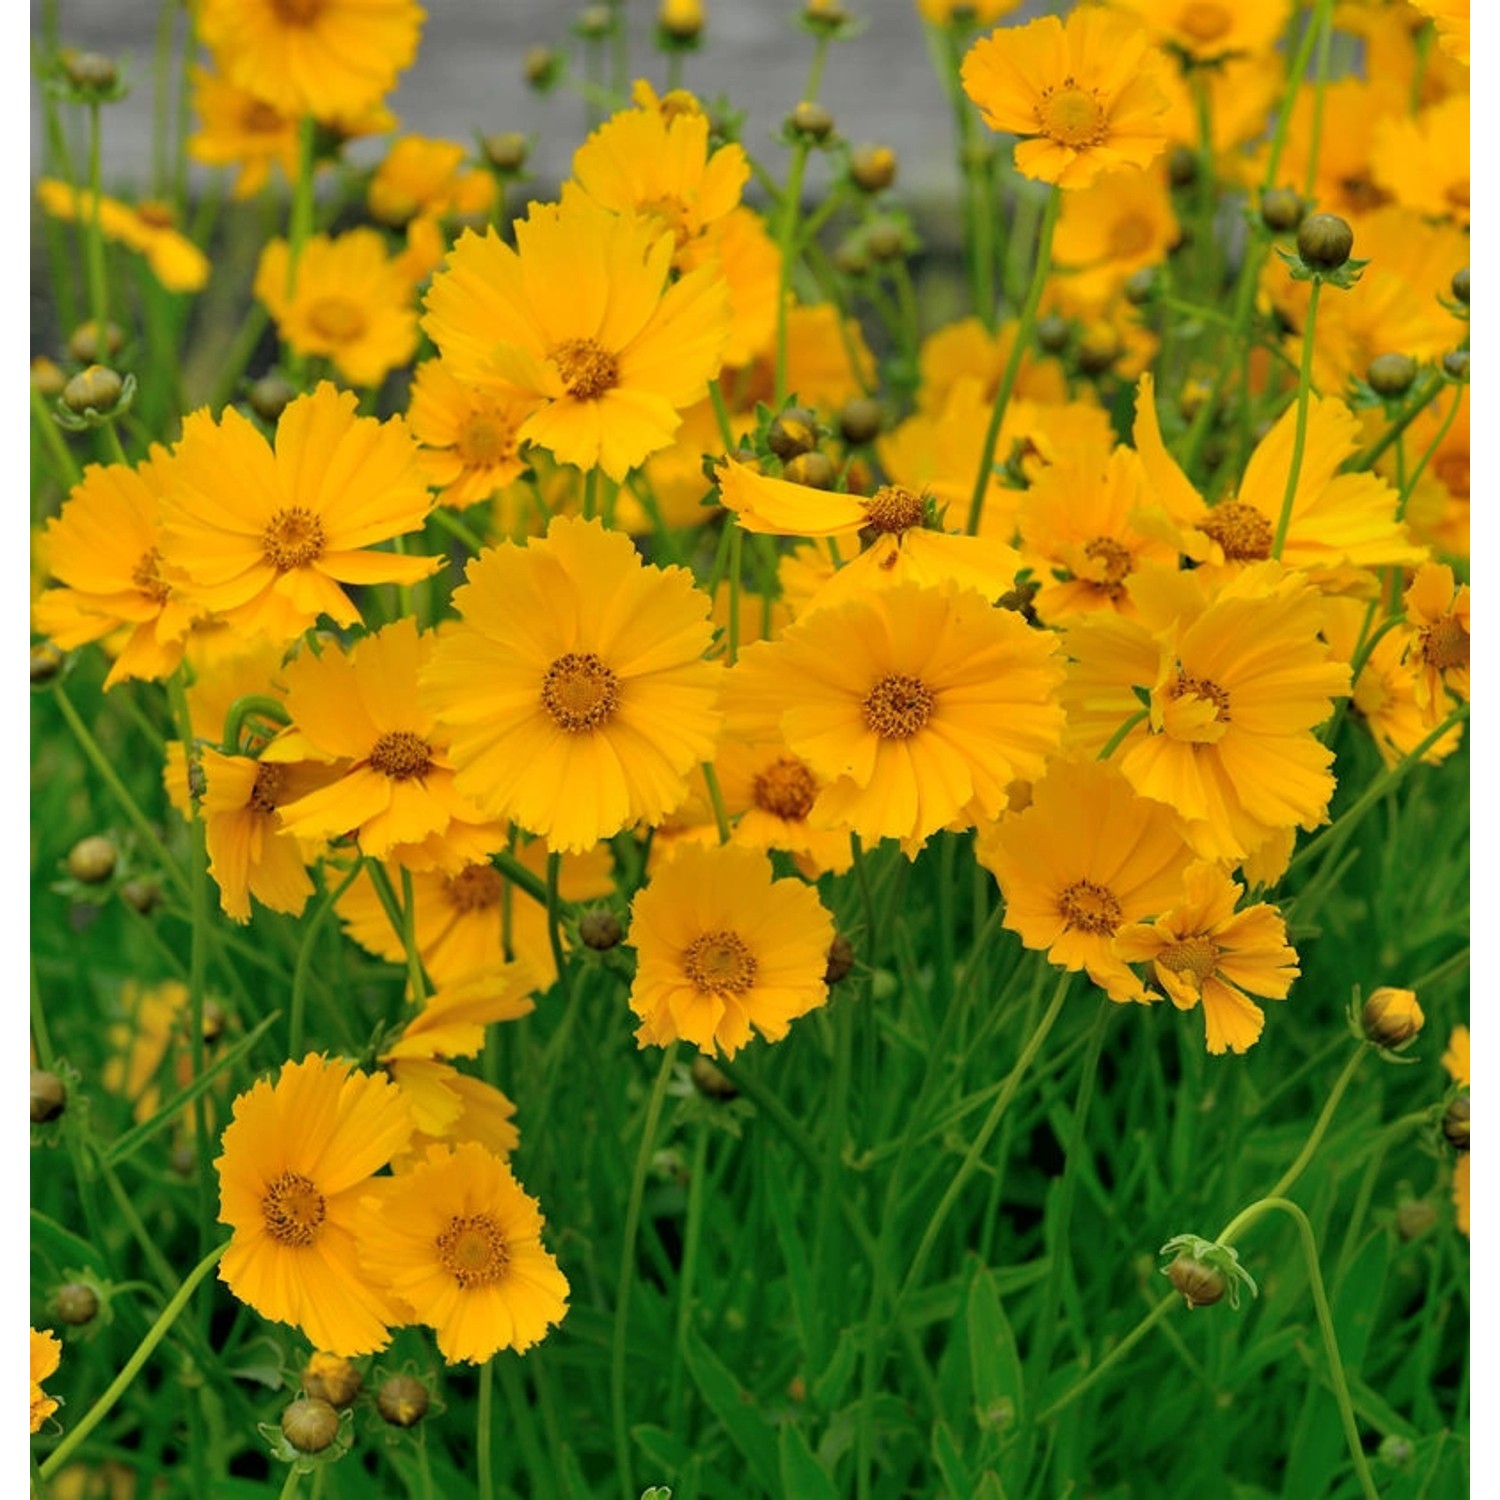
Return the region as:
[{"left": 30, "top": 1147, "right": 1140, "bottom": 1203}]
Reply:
[
  {"left": 917, "top": 0, "right": 1022, "bottom": 24},
  {"left": 37, "top": 179, "right": 209, "bottom": 293},
  {"left": 916, "top": 317, "right": 1067, "bottom": 414},
  {"left": 198, "top": 0, "right": 423, "bottom": 124},
  {"left": 1443, "top": 1025, "right": 1471, "bottom": 1090},
  {"left": 628, "top": 843, "right": 834, "bottom": 1057},
  {"left": 1110, "top": 0, "right": 1292, "bottom": 62},
  {"left": 1403, "top": 562, "right": 1470, "bottom": 712},
  {"left": 423, "top": 200, "right": 732, "bottom": 480},
  {"left": 358, "top": 1142, "right": 569, "bottom": 1363},
  {"left": 1114, "top": 862, "right": 1299, "bottom": 1054},
  {"left": 255, "top": 229, "right": 419, "bottom": 388},
  {"left": 188, "top": 66, "right": 299, "bottom": 199},
  {"left": 31, "top": 1328, "right": 61, "bottom": 1434},
  {"left": 1052, "top": 162, "right": 1178, "bottom": 311},
  {"left": 961, "top": 10, "right": 1173, "bottom": 189},
  {"left": 161, "top": 383, "right": 438, "bottom": 644},
  {"left": 423, "top": 516, "right": 722, "bottom": 854},
  {"left": 677, "top": 204, "right": 783, "bottom": 368},
  {"left": 368, "top": 135, "right": 496, "bottom": 226},
  {"left": 1373, "top": 94, "right": 1470, "bottom": 227},
  {"left": 1441, "top": 1023, "right": 1470, "bottom": 1236},
  {"left": 1396, "top": 386, "right": 1468, "bottom": 562},
  {"left": 216, "top": 1055, "right": 413, "bottom": 1356},
  {"left": 1409, "top": 0, "right": 1469, "bottom": 67},
  {"left": 735, "top": 301, "right": 876, "bottom": 413},
  {"left": 407, "top": 359, "right": 538, "bottom": 508}
]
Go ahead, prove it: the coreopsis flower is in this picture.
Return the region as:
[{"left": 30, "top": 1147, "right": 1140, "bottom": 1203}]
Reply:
[
  {"left": 422, "top": 516, "right": 723, "bottom": 853},
  {"left": 627, "top": 843, "right": 834, "bottom": 1056},
  {"left": 198, "top": 0, "right": 423, "bottom": 124},
  {"left": 407, "top": 359, "right": 537, "bottom": 508},
  {"left": 256, "top": 230, "right": 419, "bottom": 388},
  {"left": 1444, "top": 1024, "right": 1471, "bottom": 1089},
  {"left": 31, "top": 1329, "right": 61, "bottom": 1433},
  {"left": 188, "top": 66, "right": 299, "bottom": 198},
  {"left": 1108, "top": 0, "right": 1291, "bottom": 62},
  {"left": 216, "top": 1055, "right": 413, "bottom": 1355},
  {"left": 960, "top": 10, "right": 1173, "bottom": 189},
  {"left": 679, "top": 206, "right": 782, "bottom": 368},
  {"left": 1409, "top": 0, "right": 1469, "bottom": 67},
  {"left": 736, "top": 301, "right": 877, "bottom": 412},
  {"left": 1372, "top": 94, "right": 1470, "bottom": 226},
  {"left": 103, "top": 979, "right": 193, "bottom": 1122},
  {"left": 1442, "top": 1024, "right": 1470, "bottom": 1235},
  {"left": 917, "top": 0, "right": 1021, "bottom": 23},
  {"left": 36, "top": 180, "right": 209, "bottom": 292},
  {"left": 1051, "top": 162, "right": 1178, "bottom": 312},
  {"left": 33, "top": 451, "right": 201, "bottom": 689},
  {"left": 1403, "top": 562, "right": 1470, "bottom": 711},
  {"left": 731, "top": 582, "right": 1066, "bottom": 855},
  {"left": 1113, "top": 862, "right": 1299, "bottom": 1053},
  {"left": 976, "top": 758, "right": 1197, "bottom": 1003},
  {"left": 916, "top": 317, "right": 1068, "bottom": 414},
  {"left": 1399, "top": 386, "right": 1468, "bottom": 561},
  {"left": 358, "top": 1142, "right": 569, "bottom": 1363},
  {"left": 368, "top": 135, "right": 496, "bottom": 226},
  {"left": 423, "top": 200, "right": 732, "bottom": 481},
  {"left": 160, "top": 383, "right": 438, "bottom": 643}
]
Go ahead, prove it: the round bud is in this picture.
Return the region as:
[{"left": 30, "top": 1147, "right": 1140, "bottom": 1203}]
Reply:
[
  {"left": 524, "top": 47, "right": 561, "bottom": 89},
  {"left": 67, "top": 835, "right": 118, "bottom": 885},
  {"left": 658, "top": 0, "right": 703, "bottom": 41},
  {"left": 55, "top": 1281, "right": 100, "bottom": 1326},
  {"left": 1442, "top": 1093, "right": 1469, "bottom": 1152},
  {"left": 248, "top": 373, "right": 295, "bottom": 424},
  {"left": 302, "top": 1352, "right": 364, "bottom": 1409},
  {"left": 61, "top": 365, "right": 124, "bottom": 417},
  {"left": 789, "top": 102, "right": 834, "bottom": 142},
  {"left": 1442, "top": 350, "right": 1470, "bottom": 382},
  {"left": 804, "top": 0, "right": 848, "bottom": 26},
  {"left": 280, "top": 1396, "right": 341, "bottom": 1455},
  {"left": 1361, "top": 986, "right": 1424, "bottom": 1048},
  {"left": 1035, "top": 315, "right": 1071, "bottom": 354},
  {"left": 865, "top": 221, "right": 906, "bottom": 262},
  {"left": 833, "top": 240, "right": 869, "bottom": 277},
  {"left": 781, "top": 450, "right": 837, "bottom": 490},
  {"left": 1123, "top": 268, "right": 1155, "bottom": 306},
  {"left": 63, "top": 52, "right": 119, "bottom": 92},
  {"left": 201, "top": 1000, "right": 227, "bottom": 1046},
  {"left": 824, "top": 933, "right": 855, "bottom": 986},
  {"left": 1259, "top": 188, "right": 1305, "bottom": 233},
  {"left": 1296, "top": 212, "right": 1355, "bottom": 271},
  {"left": 31, "top": 643, "right": 65, "bottom": 686},
  {"left": 31, "top": 356, "right": 66, "bottom": 399},
  {"left": 1166, "top": 1253, "right": 1226, "bottom": 1309},
  {"left": 483, "top": 132, "right": 529, "bottom": 173},
  {"left": 690, "top": 1053, "right": 738, "bottom": 1099},
  {"left": 768, "top": 407, "right": 819, "bottom": 461},
  {"left": 1377, "top": 1435, "right": 1415, "bottom": 1469},
  {"left": 119, "top": 877, "right": 161, "bottom": 916},
  {"left": 838, "top": 397, "right": 883, "bottom": 447},
  {"left": 67, "top": 321, "right": 124, "bottom": 365},
  {"left": 31, "top": 1069, "right": 68, "bottom": 1124},
  {"left": 1076, "top": 323, "right": 1121, "bottom": 375},
  {"left": 576, "top": 5, "right": 612, "bottom": 37},
  {"left": 1394, "top": 1197, "right": 1438, "bottom": 1242},
  {"left": 579, "top": 908, "right": 623, "bottom": 951},
  {"left": 1451, "top": 266, "right": 1469, "bottom": 306},
  {"left": 376, "top": 1374, "right": 430, "bottom": 1428},
  {"left": 1168, "top": 146, "right": 1197, "bottom": 189},
  {"left": 1367, "top": 353, "right": 1417, "bottom": 398},
  {"left": 850, "top": 145, "right": 897, "bottom": 194}
]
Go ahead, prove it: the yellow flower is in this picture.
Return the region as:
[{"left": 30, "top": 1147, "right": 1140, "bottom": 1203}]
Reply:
[
  {"left": 198, "top": 0, "right": 423, "bottom": 124},
  {"left": 916, "top": 316, "right": 1068, "bottom": 414},
  {"left": 423, "top": 200, "right": 732, "bottom": 481},
  {"left": 916, "top": 0, "right": 1022, "bottom": 24},
  {"left": 961, "top": 10, "right": 1173, "bottom": 189},
  {"left": 407, "top": 359, "right": 538, "bottom": 508},
  {"left": 1397, "top": 386, "right": 1468, "bottom": 561},
  {"left": 37, "top": 179, "right": 209, "bottom": 293},
  {"left": 1408, "top": 0, "right": 1469, "bottom": 67},
  {"left": 1109, "top": 0, "right": 1292, "bottom": 62},
  {"left": 160, "top": 383, "right": 438, "bottom": 643},
  {"left": 1402, "top": 561, "right": 1470, "bottom": 712},
  {"left": 1052, "top": 162, "right": 1178, "bottom": 311},
  {"left": 1361, "top": 986, "right": 1425, "bottom": 1048},
  {"left": 736, "top": 301, "right": 876, "bottom": 412},
  {"left": 1372, "top": 94, "right": 1470, "bottom": 226},
  {"left": 358, "top": 1142, "right": 569, "bottom": 1363},
  {"left": 1114, "top": 862, "right": 1299, "bottom": 1053},
  {"left": 1443, "top": 1024, "right": 1471, "bottom": 1090},
  {"left": 216, "top": 1055, "right": 413, "bottom": 1355},
  {"left": 256, "top": 229, "right": 419, "bottom": 388},
  {"left": 31, "top": 1329, "right": 61, "bottom": 1434},
  {"left": 627, "top": 843, "right": 834, "bottom": 1057},
  {"left": 188, "top": 66, "right": 299, "bottom": 199},
  {"left": 423, "top": 516, "right": 723, "bottom": 853},
  {"left": 368, "top": 135, "right": 496, "bottom": 226}
]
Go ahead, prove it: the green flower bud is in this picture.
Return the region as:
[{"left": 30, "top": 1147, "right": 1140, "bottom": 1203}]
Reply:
[
  {"left": 1296, "top": 212, "right": 1355, "bottom": 271},
  {"left": 280, "top": 1397, "right": 341, "bottom": 1455},
  {"left": 1367, "top": 353, "right": 1417, "bottom": 398},
  {"left": 67, "top": 835, "right": 118, "bottom": 884},
  {"left": 768, "top": 407, "right": 819, "bottom": 461}
]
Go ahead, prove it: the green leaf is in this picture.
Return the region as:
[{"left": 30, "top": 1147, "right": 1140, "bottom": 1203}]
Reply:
[
  {"left": 681, "top": 1324, "right": 779, "bottom": 1496},
  {"left": 931, "top": 1421, "right": 973, "bottom": 1500},
  {"left": 811, "top": 1327, "right": 859, "bottom": 1413},
  {"left": 967, "top": 1265, "right": 1024, "bottom": 1438},
  {"left": 778, "top": 1423, "right": 839, "bottom": 1500}
]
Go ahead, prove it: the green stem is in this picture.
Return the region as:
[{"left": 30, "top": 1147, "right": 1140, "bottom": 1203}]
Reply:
[
  {"left": 366, "top": 861, "right": 427, "bottom": 1004},
  {"left": 1346, "top": 372, "right": 1443, "bottom": 473},
  {"left": 669, "top": 1124, "right": 710, "bottom": 1431},
  {"left": 1263, "top": 1044, "right": 1369, "bottom": 1205},
  {"left": 286, "top": 117, "right": 316, "bottom": 297},
  {"left": 774, "top": 143, "right": 812, "bottom": 405},
  {"left": 1396, "top": 381, "right": 1464, "bottom": 522},
  {"left": 278, "top": 1467, "right": 302, "bottom": 1500},
  {"left": 289, "top": 860, "right": 364, "bottom": 1056},
  {"left": 1098, "top": 708, "right": 1148, "bottom": 761},
  {"left": 727, "top": 527, "right": 743, "bottom": 663},
  {"left": 1271, "top": 277, "right": 1322, "bottom": 559},
  {"left": 1035, "top": 1294, "right": 1177, "bottom": 1423},
  {"left": 30, "top": 380, "right": 82, "bottom": 491},
  {"left": 1299, "top": 1, "right": 1337, "bottom": 203},
  {"left": 84, "top": 100, "right": 109, "bottom": 339},
  {"left": 701, "top": 763, "right": 732, "bottom": 844},
  {"left": 477, "top": 1358, "right": 495, "bottom": 1500},
  {"left": 544, "top": 852, "right": 568, "bottom": 990}
]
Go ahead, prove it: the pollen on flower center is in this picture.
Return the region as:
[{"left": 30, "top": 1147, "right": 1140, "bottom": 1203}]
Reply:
[
  {"left": 862, "top": 485, "right": 927, "bottom": 535},
  {"left": 863, "top": 673, "right": 935, "bottom": 740},
  {"left": 1058, "top": 879, "right": 1123, "bottom": 935},
  {"left": 541, "top": 652, "right": 621, "bottom": 732},
  {"left": 262, "top": 507, "right": 326, "bottom": 571},
  {"left": 683, "top": 930, "right": 758, "bottom": 996},
  {"left": 456, "top": 413, "right": 515, "bottom": 467},
  {"left": 369, "top": 730, "right": 434, "bottom": 781},
  {"left": 550, "top": 338, "right": 620, "bottom": 401},
  {"left": 307, "top": 296, "right": 368, "bottom": 344},
  {"left": 1082, "top": 535, "right": 1132, "bottom": 591},
  {"left": 1420, "top": 619, "right": 1469, "bottom": 672},
  {"left": 1199, "top": 501, "right": 1273, "bottom": 561},
  {"left": 1156, "top": 935, "right": 1220, "bottom": 987},
  {"left": 1167, "top": 671, "right": 1231, "bottom": 720},
  {"left": 270, "top": 0, "right": 326, "bottom": 27},
  {"left": 1035, "top": 82, "right": 1108, "bottom": 149},
  {"left": 436, "top": 1212, "right": 510, "bottom": 1289},
  {"left": 1179, "top": 2, "right": 1232, "bottom": 42},
  {"left": 131, "top": 548, "right": 171, "bottom": 604},
  {"left": 261, "top": 1170, "right": 327, "bottom": 1247},
  {"left": 444, "top": 863, "right": 504, "bottom": 913},
  {"left": 752, "top": 757, "right": 818, "bottom": 821},
  {"left": 249, "top": 761, "right": 287, "bottom": 814}
]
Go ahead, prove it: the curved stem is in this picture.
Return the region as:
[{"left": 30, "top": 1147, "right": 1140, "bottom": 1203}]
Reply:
[
  {"left": 1035, "top": 1294, "right": 1177, "bottom": 1423},
  {"left": 1271, "top": 277, "right": 1322, "bottom": 559},
  {"left": 1396, "top": 381, "right": 1465, "bottom": 522},
  {"left": 1263, "top": 1043, "right": 1368, "bottom": 1205},
  {"left": 84, "top": 100, "right": 109, "bottom": 338},
  {"left": 289, "top": 860, "right": 363, "bottom": 1056},
  {"left": 700, "top": 763, "right": 732, "bottom": 844}
]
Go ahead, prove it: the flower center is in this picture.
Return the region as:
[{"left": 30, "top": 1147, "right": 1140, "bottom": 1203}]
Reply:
[
  {"left": 270, "top": 0, "right": 325, "bottom": 25},
  {"left": 1082, "top": 535, "right": 1132, "bottom": 593},
  {"left": 751, "top": 756, "right": 818, "bottom": 821},
  {"left": 1432, "top": 452, "right": 1469, "bottom": 498},
  {"left": 1107, "top": 215, "right": 1155, "bottom": 259},
  {"left": 541, "top": 652, "right": 620, "bottom": 732},
  {"left": 444, "top": 863, "right": 504, "bottom": 913},
  {"left": 550, "top": 338, "right": 620, "bottom": 401},
  {"left": 131, "top": 548, "right": 171, "bottom": 604},
  {"left": 1168, "top": 671, "right": 1231, "bottom": 720},
  {"left": 436, "top": 1212, "right": 510, "bottom": 1289},
  {"left": 1199, "top": 500, "right": 1272, "bottom": 561},
  {"left": 249, "top": 761, "right": 287, "bottom": 814},
  {"left": 683, "top": 930, "right": 758, "bottom": 996},
  {"left": 1446, "top": 178, "right": 1470, "bottom": 211},
  {"left": 456, "top": 412, "right": 516, "bottom": 467},
  {"left": 306, "top": 296, "right": 368, "bottom": 344},
  {"left": 1420, "top": 618, "right": 1469, "bottom": 672},
  {"left": 244, "top": 99, "right": 286, "bottom": 133},
  {"left": 262, "top": 507, "right": 326, "bottom": 571},
  {"left": 862, "top": 485, "right": 927, "bottom": 535},
  {"left": 368, "top": 730, "right": 434, "bottom": 781},
  {"left": 261, "top": 1170, "right": 327, "bottom": 1247},
  {"left": 1057, "top": 879, "right": 1123, "bottom": 936},
  {"left": 1035, "top": 82, "right": 1108, "bottom": 150},
  {"left": 1156, "top": 935, "right": 1220, "bottom": 988},
  {"left": 863, "top": 673, "right": 935, "bottom": 740},
  {"left": 1179, "top": 2, "right": 1232, "bottom": 43}
]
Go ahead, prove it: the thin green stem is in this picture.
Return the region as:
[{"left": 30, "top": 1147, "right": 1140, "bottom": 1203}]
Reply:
[
  {"left": 1396, "top": 381, "right": 1465, "bottom": 522},
  {"left": 1035, "top": 1294, "right": 1177, "bottom": 1423},
  {"left": 1271, "top": 277, "right": 1322, "bottom": 558},
  {"left": 1300, "top": 1, "right": 1338, "bottom": 203},
  {"left": 701, "top": 763, "right": 732, "bottom": 844},
  {"left": 1098, "top": 708, "right": 1148, "bottom": 761},
  {"left": 84, "top": 101, "right": 109, "bottom": 338},
  {"left": 1263, "top": 1044, "right": 1369, "bottom": 1205},
  {"left": 30, "top": 381, "right": 82, "bottom": 492},
  {"left": 477, "top": 1359, "right": 495, "bottom": 1500},
  {"left": 544, "top": 852, "right": 568, "bottom": 990},
  {"left": 774, "top": 143, "right": 812, "bottom": 405},
  {"left": 278, "top": 1467, "right": 303, "bottom": 1500},
  {"left": 289, "top": 860, "right": 364, "bottom": 1056}
]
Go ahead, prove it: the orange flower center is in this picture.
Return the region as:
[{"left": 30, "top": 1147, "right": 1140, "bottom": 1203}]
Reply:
[
  {"left": 1107, "top": 215, "right": 1154, "bottom": 259},
  {"left": 1058, "top": 879, "right": 1123, "bottom": 936},
  {"left": 1339, "top": 176, "right": 1391, "bottom": 215},
  {"left": 683, "top": 930, "right": 758, "bottom": 996},
  {"left": 1199, "top": 500, "right": 1272, "bottom": 561},
  {"left": 243, "top": 100, "right": 286, "bottom": 133},
  {"left": 863, "top": 673, "right": 934, "bottom": 740},
  {"left": 1446, "top": 178, "right": 1470, "bottom": 211},
  {"left": 550, "top": 338, "right": 620, "bottom": 400},
  {"left": 262, "top": 507, "right": 326, "bottom": 571},
  {"left": 436, "top": 1212, "right": 510, "bottom": 1289},
  {"left": 751, "top": 756, "right": 818, "bottom": 821},
  {"left": 862, "top": 485, "right": 926, "bottom": 535},
  {"left": 1035, "top": 82, "right": 1108, "bottom": 150},
  {"left": 249, "top": 761, "right": 287, "bottom": 814},
  {"left": 1168, "top": 671, "right": 1231, "bottom": 721},
  {"left": 1433, "top": 452, "right": 1469, "bottom": 498},
  {"left": 1179, "top": 2, "right": 1232, "bottom": 43},
  {"left": 369, "top": 730, "right": 434, "bottom": 780},
  {"left": 1156, "top": 935, "right": 1220, "bottom": 987},
  {"left": 1082, "top": 535, "right": 1132, "bottom": 593},
  {"left": 1420, "top": 618, "right": 1469, "bottom": 672},
  {"left": 541, "top": 652, "right": 620, "bottom": 732},
  {"left": 444, "top": 863, "right": 504, "bottom": 913},
  {"left": 456, "top": 412, "right": 516, "bottom": 468},
  {"left": 270, "top": 0, "right": 326, "bottom": 25},
  {"left": 307, "top": 295, "right": 368, "bottom": 344},
  {"left": 261, "top": 1170, "right": 327, "bottom": 1247},
  {"left": 131, "top": 548, "right": 171, "bottom": 604}
]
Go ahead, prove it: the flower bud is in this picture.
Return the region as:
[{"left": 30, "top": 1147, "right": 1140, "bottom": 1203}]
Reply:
[
  {"left": 1035, "top": 315, "right": 1071, "bottom": 353},
  {"left": 690, "top": 1053, "right": 738, "bottom": 1099},
  {"left": 1442, "top": 350, "right": 1469, "bottom": 382},
  {"left": 483, "top": 132, "right": 529, "bottom": 173},
  {"left": 1296, "top": 212, "right": 1355, "bottom": 272},
  {"left": 788, "top": 102, "right": 834, "bottom": 142},
  {"left": 31, "top": 643, "right": 65, "bottom": 686},
  {"left": 1442, "top": 1092, "right": 1469, "bottom": 1152},
  {"left": 63, "top": 51, "right": 119, "bottom": 92},
  {"left": 67, "top": 835, "right": 118, "bottom": 885},
  {"left": 576, "top": 5, "right": 612, "bottom": 38},
  {"left": 1451, "top": 266, "right": 1469, "bottom": 305},
  {"left": 1123, "top": 267, "right": 1155, "bottom": 305},
  {"left": 61, "top": 365, "right": 124, "bottom": 417},
  {"left": 804, "top": 0, "right": 848, "bottom": 29},
  {"left": 1378, "top": 1435, "right": 1415, "bottom": 1469},
  {"left": 865, "top": 220, "right": 907, "bottom": 262},
  {"left": 376, "top": 1374, "right": 430, "bottom": 1428},
  {"left": 248, "top": 373, "right": 296, "bottom": 424},
  {"left": 838, "top": 397, "right": 883, "bottom": 446},
  {"left": 1367, "top": 353, "right": 1417, "bottom": 398},
  {"left": 1361, "top": 986, "right": 1424, "bottom": 1048},
  {"left": 1259, "top": 187, "right": 1305, "bottom": 233},
  {"left": 833, "top": 240, "right": 869, "bottom": 277},
  {"left": 850, "top": 144, "right": 896, "bottom": 193},
  {"left": 1077, "top": 323, "right": 1121, "bottom": 376},
  {"left": 67, "top": 320, "right": 124, "bottom": 365},
  {"left": 301, "top": 1352, "right": 363, "bottom": 1409},
  {"left": 579, "top": 908, "right": 623, "bottom": 951},
  {"left": 280, "top": 1397, "right": 341, "bottom": 1455},
  {"left": 54, "top": 1281, "right": 100, "bottom": 1326},
  {"left": 658, "top": 0, "right": 703, "bottom": 41},
  {"left": 824, "top": 933, "right": 855, "bottom": 986},
  {"left": 31, "top": 1069, "right": 68, "bottom": 1124},
  {"left": 768, "top": 407, "right": 819, "bottom": 461},
  {"left": 1394, "top": 1196, "right": 1438, "bottom": 1242},
  {"left": 31, "top": 356, "right": 66, "bottom": 398},
  {"left": 781, "top": 450, "right": 837, "bottom": 489},
  {"left": 524, "top": 47, "right": 561, "bottom": 90},
  {"left": 1165, "top": 1252, "right": 1226, "bottom": 1309}
]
